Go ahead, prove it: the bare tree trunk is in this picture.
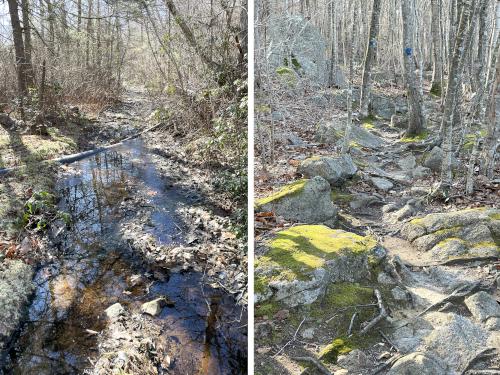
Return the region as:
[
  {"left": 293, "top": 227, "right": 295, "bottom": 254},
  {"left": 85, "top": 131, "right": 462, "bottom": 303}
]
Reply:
[
  {"left": 342, "top": 3, "right": 357, "bottom": 154},
  {"left": 438, "top": 0, "right": 475, "bottom": 196},
  {"left": 430, "top": 0, "right": 443, "bottom": 96},
  {"left": 164, "top": 0, "right": 221, "bottom": 73},
  {"left": 359, "top": 0, "right": 382, "bottom": 118},
  {"left": 7, "top": 0, "right": 28, "bottom": 97},
  {"left": 401, "top": 0, "right": 426, "bottom": 136},
  {"left": 86, "top": 0, "right": 93, "bottom": 68}
]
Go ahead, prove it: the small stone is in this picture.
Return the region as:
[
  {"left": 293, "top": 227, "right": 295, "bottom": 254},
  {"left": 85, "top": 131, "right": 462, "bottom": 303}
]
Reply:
[
  {"left": 464, "top": 291, "right": 500, "bottom": 322},
  {"left": 274, "top": 309, "right": 290, "bottom": 321},
  {"left": 398, "top": 154, "right": 417, "bottom": 171},
  {"left": 391, "top": 286, "right": 408, "bottom": 301},
  {"left": 272, "top": 111, "right": 285, "bottom": 121},
  {"left": 412, "top": 166, "right": 431, "bottom": 179},
  {"left": 337, "top": 349, "right": 371, "bottom": 369},
  {"left": 485, "top": 317, "right": 500, "bottom": 331},
  {"left": 377, "top": 272, "right": 396, "bottom": 285},
  {"left": 301, "top": 328, "right": 315, "bottom": 339},
  {"left": 141, "top": 298, "right": 167, "bottom": 317},
  {"left": 105, "top": 303, "right": 125, "bottom": 319},
  {"left": 255, "top": 322, "right": 273, "bottom": 338},
  {"left": 371, "top": 177, "right": 394, "bottom": 191}
]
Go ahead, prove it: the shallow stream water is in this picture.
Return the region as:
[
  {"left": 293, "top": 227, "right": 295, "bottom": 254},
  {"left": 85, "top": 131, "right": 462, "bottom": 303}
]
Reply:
[{"left": 7, "top": 139, "right": 247, "bottom": 374}]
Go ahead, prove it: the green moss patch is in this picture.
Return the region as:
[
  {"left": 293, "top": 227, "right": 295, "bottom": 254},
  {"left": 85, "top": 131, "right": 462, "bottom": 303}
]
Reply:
[
  {"left": 257, "top": 225, "right": 376, "bottom": 280},
  {"left": 430, "top": 82, "right": 442, "bottom": 97},
  {"left": 331, "top": 189, "right": 354, "bottom": 203},
  {"left": 255, "top": 179, "right": 307, "bottom": 208},
  {"left": 400, "top": 131, "right": 429, "bottom": 143},
  {"left": 319, "top": 337, "right": 353, "bottom": 363}
]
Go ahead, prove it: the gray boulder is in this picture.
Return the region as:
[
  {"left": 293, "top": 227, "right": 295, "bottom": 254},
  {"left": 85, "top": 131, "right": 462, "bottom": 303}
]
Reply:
[
  {"left": 464, "top": 292, "right": 500, "bottom": 323},
  {"left": 267, "top": 15, "right": 328, "bottom": 86},
  {"left": 387, "top": 352, "right": 448, "bottom": 375},
  {"left": 423, "top": 147, "right": 443, "bottom": 172},
  {"left": 298, "top": 155, "right": 357, "bottom": 186},
  {"left": 398, "top": 154, "right": 417, "bottom": 171},
  {"left": 371, "top": 177, "right": 394, "bottom": 191},
  {"left": 316, "top": 118, "right": 384, "bottom": 149},
  {"left": 423, "top": 147, "right": 459, "bottom": 172},
  {"left": 401, "top": 208, "right": 500, "bottom": 261},
  {"left": 421, "top": 312, "right": 489, "bottom": 372},
  {"left": 255, "top": 177, "right": 337, "bottom": 224}
]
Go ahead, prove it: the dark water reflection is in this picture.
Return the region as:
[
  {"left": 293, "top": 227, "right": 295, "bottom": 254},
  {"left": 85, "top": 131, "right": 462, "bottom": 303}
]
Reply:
[{"left": 7, "top": 139, "right": 247, "bottom": 374}]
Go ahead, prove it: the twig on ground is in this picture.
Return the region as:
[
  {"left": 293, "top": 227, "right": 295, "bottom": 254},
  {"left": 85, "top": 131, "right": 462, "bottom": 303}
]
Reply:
[
  {"left": 272, "top": 317, "right": 306, "bottom": 358},
  {"left": 378, "top": 330, "right": 399, "bottom": 352},
  {"left": 370, "top": 354, "right": 403, "bottom": 375},
  {"left": 347, "top": 312, "right": 358, "bottom": 336},
  {"left": 361, "top": 289, "right": 387, "bottom": 335},
  {"left": 291, "top": 356, "right": 333, "bottom": 375}
]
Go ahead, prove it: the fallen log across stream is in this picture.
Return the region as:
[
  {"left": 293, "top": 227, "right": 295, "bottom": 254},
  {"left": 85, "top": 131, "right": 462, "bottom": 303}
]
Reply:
[{"left": 0, "top": 122, "right": 165, "bottom": 176}]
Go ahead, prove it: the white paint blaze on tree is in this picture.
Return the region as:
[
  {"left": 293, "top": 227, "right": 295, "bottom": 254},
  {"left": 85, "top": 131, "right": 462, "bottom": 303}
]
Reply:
[
  {"left": 359, "top": 0, "right": 382, "bottom": 118},
  {"left": 401, "top": 0, "right": 426, "bottom": 136}
]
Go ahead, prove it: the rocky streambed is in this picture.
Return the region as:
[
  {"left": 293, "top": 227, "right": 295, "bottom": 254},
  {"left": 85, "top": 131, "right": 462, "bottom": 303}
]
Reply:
[{"left": 2, "top": 138, "right": 247, "bottom": 374}]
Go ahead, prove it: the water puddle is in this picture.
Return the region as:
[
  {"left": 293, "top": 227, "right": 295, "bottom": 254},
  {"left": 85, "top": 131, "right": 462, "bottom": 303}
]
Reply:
[{"left": 7, "top": 139, "right": 247, "bottom": 374}]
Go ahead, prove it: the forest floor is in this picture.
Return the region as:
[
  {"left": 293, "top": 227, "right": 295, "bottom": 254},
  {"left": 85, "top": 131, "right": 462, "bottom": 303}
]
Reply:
[
  {"left": 0, "top": 87, "right": 247, "bottom": 374},
  {"left": 254, "top": 79, "right": 500, "bottom": 375}
]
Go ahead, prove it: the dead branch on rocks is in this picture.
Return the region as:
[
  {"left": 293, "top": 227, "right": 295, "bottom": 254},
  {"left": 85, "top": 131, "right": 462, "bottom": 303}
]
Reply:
[
  {"left": 370, "top": 354, "right": 403, "bottom": 375},
  {"left": 347, "top": 312, "right": 358, "bottom": 336},
  {"left": 291, "top": 356, "right": 333, "bottom": 375},
  {"left": 360, "top": 289, "right": 387, "bottom": 335}
]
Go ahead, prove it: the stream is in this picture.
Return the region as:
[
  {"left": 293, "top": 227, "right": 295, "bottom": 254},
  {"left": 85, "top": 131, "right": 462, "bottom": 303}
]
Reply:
[{"left": 7, "top": 138, "right": 247, "bottom": 374}]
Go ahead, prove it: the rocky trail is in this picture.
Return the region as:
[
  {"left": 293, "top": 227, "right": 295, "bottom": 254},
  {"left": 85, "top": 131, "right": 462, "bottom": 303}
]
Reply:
[
  {"left": 0, "top": 88, "right": 247, "bottom": 374},
  {"left": 254, "top": 86, "right": 500, "bottom": 375}
]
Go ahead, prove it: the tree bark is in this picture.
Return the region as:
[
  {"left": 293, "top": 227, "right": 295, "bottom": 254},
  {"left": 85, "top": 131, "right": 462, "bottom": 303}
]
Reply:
[
  {"left": 164, "top": 0, "right": 221, "bottom": 73},
  {"left": 430, "top": 0, "right": 443, "bottom": 96},
  {"left": 401, "top": 0, "right": 426, "bottom": 136},
  {"left": 359, "top": 0, "right": 382, "bottom": 118},
  {"left": 7, "top": 0, "right": 28, "bottom": 97},
  {"left": 439, "top": 0, "right": 475, "bottom": 196}
]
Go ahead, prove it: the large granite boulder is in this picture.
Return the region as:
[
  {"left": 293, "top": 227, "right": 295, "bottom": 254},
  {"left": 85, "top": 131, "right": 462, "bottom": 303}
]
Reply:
[
  {"left": 315, "top": 118, "right": 384, "bottom": 149},
  {"left": 255, "top": 177, "right": 337, "bottom": 224},
  {"left": 267, "top": 15, "right": 328, "bottom": 86},
  {"left": 391, "top": 312, "right": 493, "bottom": 373},
  {"left": 401, "top": 208, "right": 499, "bottom": 261},
  {"left": 255, "top": 225, "right": 379, "bottom": 306},
  {"left": 298, "top": 155, "right": 357, "bottom": 186}
]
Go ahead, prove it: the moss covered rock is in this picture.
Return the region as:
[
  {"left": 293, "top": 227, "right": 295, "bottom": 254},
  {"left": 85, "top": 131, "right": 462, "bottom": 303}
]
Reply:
[
  {"left": 255, "top": 225, "right": 379, "bottom": 306},
  {"left": 319, "top": 338, "right": 353, "bottom": 363},
  {"left": 401, "top": 208, "right": 499, "bottom": 261},
  {"left": 0, "top": 259, "right": 33, "bottom": 352},
  {"left": 255, "top": 177, "right": 337, "bottom": 225},
  {"left": 315, "top": 118, "right": 384, "bottom": 149}
]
